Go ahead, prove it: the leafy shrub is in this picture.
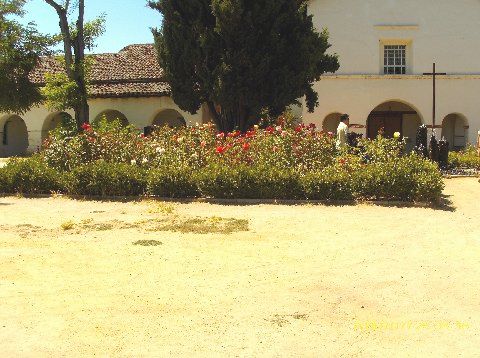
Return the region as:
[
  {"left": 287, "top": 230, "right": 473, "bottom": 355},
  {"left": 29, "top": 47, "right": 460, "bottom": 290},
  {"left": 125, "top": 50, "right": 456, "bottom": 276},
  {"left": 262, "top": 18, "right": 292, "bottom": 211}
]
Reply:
[
  {"left": 355, "top": 154, "right": 443, "bottom": 202},
  {"left": 67, "top": 161, "right": 147, "bottom": 196},
  {"left": 196, "top": 164, "right": 303, "bottom": 199},
  {"left": 301, "top": 166, "right": 354, "bottom": 200},
  {"left": 42, "top": 121, "right": 338, "bottom": 172},
  {"left": 4, "top": 124, "right": 445, "bottom": 203},
  {"left": 301, "top": 154, "right": 443, "bottom": 203},
  {"left": 147, "top": 167, "right": 199, "bottom": 198},
  {"left": 0, "top": 166, "right": 9, "bottom": 193},
  {"left": 357, "top": 136, "right": 404, "bottom": 163},
  {"left": 0, "top": 156, "right": 64, "bottom": 194},
  {"left": 449, "top": 146, "right": 480, "bottom": 170}
]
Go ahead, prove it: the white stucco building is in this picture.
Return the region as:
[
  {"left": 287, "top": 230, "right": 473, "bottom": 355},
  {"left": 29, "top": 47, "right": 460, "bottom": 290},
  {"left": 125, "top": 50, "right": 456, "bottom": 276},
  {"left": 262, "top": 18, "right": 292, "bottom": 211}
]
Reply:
[
  {"left": 305, "top": 0, "right": 480, "bottom": 150},
  {"left": 1, "top": 0, "right": 479, "bottom": 157},
  {"left": 0, "top": 45, "right": 211, "bottom": 157}
]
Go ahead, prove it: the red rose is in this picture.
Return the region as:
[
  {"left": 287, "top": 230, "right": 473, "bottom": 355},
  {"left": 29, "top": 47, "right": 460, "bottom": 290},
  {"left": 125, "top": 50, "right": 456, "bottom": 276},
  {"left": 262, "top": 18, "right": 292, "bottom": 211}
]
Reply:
[
  {"left": 242, "top": 142, "right": 250, "bottom": 151},
  {"left": 216, "top": 146, "right": 226, "bottom": 154},
  {"left": 81, "top": 123, "right": 92, "bottom": 131}
]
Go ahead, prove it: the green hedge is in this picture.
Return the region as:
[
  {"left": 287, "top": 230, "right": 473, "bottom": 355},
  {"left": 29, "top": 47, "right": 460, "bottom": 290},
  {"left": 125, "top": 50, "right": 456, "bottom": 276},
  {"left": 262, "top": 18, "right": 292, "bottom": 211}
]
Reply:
[
  {"left": 147, "top": 167, "right": 199, "bottom": 198},
  {"left": 67, "top": 161, "right": 147, "bottom": 197},
  {"left": 0, "top": 157, "right": 64, "bottom": 194},
  {"left": 449, "top": 146, "right": 480, "bottom": 170},
  {"left": 195, "top": 164, "right": 303, "bottom": 199},
  {"left": 0, "top": 154, "right": 444, "bottom": 203}
]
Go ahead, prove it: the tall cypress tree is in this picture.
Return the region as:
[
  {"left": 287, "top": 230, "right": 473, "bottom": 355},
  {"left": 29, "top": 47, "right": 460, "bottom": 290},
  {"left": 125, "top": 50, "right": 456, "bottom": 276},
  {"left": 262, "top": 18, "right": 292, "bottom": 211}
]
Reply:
[{"left": 149, "top": 0, "right": 339, "bottom": 132}]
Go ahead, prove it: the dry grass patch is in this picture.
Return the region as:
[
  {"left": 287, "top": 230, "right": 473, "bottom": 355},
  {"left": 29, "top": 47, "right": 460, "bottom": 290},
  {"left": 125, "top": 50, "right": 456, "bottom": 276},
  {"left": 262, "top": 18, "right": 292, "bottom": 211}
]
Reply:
[
  {"left": 60, "top": 221, "right": 75, "bottom": 231},
  {"left": 147, "top": 201, "right": 176, "bottom": 215},
  {"left": 133, "top": 240, "right": 163, "bottom": 246},
  {"left": 150, "top": 216, "right": 249, "bottom": 234}
]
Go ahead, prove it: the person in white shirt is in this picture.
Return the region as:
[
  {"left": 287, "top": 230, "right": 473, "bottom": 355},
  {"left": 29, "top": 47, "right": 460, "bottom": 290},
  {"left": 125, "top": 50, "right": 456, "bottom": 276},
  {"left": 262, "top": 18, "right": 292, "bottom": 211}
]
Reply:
[{"left": 336, "top": 114, "right": 350, "bottom": 149}]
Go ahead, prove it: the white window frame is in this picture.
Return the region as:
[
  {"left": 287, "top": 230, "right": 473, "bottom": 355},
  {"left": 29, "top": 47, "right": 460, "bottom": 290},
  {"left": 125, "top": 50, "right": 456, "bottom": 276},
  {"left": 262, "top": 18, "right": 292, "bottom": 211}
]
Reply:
[
  {"left": 379, "top": 40, "right": 412, "bottom": 75},
  {"left": 383, "top": 44, "right": 406, "bottom": 74}
]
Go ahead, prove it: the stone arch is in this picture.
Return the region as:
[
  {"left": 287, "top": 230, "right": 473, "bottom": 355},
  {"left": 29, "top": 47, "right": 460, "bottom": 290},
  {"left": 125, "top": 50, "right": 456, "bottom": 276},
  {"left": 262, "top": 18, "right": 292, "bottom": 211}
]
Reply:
[
  {"left": 441, "top": 113, "right": 468, "bottom": 150},
  {"left": 0, "top": 115, "right": 29, "bottom": 157},
  {"left": 152, "top": 109, "right": 186, "bottom": 128},
  {"left": 41, "top": 112, "right": 73, "bottom": 142},
  {"left": 93, "top": 110, "right": 129, "bottom": 126},
  {"left": 367, "top": 100, "right": 423, "bottom": 151},
  {"left": 322, "top": 113, "right": 342, "bottom": 134}
]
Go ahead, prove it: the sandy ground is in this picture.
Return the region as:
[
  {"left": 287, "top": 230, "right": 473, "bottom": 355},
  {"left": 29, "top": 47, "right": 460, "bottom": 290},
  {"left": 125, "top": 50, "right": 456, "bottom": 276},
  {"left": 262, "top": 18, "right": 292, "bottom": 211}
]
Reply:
[{"left": 0, "top": 178, "right": 479, "bottom": 357}]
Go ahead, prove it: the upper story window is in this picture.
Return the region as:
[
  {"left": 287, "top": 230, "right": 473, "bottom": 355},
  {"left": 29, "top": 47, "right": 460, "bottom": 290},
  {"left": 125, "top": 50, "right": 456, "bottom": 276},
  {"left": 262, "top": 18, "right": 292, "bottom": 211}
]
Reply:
[{"left": 384, "top": 45, "right": 406, "bottom": 74}]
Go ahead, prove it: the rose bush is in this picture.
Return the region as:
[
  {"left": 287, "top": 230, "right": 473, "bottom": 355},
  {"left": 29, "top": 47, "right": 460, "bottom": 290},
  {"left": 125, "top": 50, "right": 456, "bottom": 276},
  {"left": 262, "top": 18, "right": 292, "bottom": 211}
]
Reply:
[
  {"left": 0, "top": 118, "right": 445, "bottom": 203},
  {"left": 42, "top": 120, "right": 337, "bottom": 172}
]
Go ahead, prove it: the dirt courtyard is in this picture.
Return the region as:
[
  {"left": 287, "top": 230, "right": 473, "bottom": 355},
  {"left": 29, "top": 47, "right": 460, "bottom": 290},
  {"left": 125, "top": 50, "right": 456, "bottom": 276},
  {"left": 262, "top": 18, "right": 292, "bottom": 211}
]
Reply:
[{"left": 1, "top": 178, "right": 479, "bottom": 357}]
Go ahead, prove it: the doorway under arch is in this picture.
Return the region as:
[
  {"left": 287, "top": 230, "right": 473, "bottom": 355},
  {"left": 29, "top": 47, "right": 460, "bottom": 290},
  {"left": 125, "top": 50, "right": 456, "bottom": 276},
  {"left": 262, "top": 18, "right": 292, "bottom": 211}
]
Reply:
[
  {"left": 322, "top": 113, "right": 342, "bottom": 134},
  {"left": 42, "top": 112, "right": 73, "bottom": 142},
  {"left": 367, "top": 101, "right": 422, "bottom": 151},
  {"left": 93, "top": 110, "right": 129, "bottom": 127},
  {"left": 152, "top": 109, "right": 186, "bottom": 128},
  {"left": 1, "top": 115, "right": 29, "bottom": 157},
  {"left": 441, "top": 114, "right": 468, "bottom": 150}
]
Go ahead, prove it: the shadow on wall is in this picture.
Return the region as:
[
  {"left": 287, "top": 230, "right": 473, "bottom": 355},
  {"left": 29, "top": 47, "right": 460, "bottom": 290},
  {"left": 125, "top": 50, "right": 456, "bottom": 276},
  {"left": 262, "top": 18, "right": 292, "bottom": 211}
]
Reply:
[
  {"left": 441, "top": 113, "right": 468, "bottom": 150},
  {"left": 153, "top": 109, "right": 186, "bottom": 128},
  {"left": 0, "top": 115, "right": 29, "bottom": 158}
]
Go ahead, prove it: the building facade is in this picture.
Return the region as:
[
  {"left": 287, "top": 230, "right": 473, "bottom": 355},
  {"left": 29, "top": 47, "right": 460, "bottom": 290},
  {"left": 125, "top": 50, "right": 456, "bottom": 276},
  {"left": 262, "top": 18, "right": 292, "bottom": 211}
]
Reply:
[
  {"left": 0, "top": 45, "right": 210, "bottom": 157},
  {"left": 305, "top": 0, "right": 480, "bottom": 150},
  {"left": 1, "top": 1, "right": 479, "bottom": 157}
]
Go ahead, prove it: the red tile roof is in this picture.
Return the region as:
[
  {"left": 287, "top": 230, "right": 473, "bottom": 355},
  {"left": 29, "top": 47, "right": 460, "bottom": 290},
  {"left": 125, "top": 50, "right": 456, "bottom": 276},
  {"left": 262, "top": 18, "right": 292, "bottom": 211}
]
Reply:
[{"left": 31, "top": 44, "right": 171, "bottom": 98}]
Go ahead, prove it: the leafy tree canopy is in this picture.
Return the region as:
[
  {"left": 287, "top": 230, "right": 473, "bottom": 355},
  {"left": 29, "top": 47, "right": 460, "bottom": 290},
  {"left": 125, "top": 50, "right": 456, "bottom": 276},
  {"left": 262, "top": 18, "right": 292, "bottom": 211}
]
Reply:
[
  {"left": 0, "top": 0, "right": 52, "bottom": 113},
  {"left": 149, "top": 0, "right": 339, "bottom": 132}
]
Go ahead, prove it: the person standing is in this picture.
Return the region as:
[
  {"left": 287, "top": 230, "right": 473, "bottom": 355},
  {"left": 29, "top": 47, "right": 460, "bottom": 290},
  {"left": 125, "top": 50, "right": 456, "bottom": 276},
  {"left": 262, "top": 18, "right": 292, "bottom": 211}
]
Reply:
[{"left": 336, "top": 114, "right": 350, "bottom": 149}]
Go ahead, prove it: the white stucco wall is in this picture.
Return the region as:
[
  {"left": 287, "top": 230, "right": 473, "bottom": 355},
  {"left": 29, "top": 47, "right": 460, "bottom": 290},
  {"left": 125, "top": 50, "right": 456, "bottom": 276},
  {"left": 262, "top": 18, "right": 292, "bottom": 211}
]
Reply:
[{"left": 306, "top": 0, "right": 480, "bottom": 145}]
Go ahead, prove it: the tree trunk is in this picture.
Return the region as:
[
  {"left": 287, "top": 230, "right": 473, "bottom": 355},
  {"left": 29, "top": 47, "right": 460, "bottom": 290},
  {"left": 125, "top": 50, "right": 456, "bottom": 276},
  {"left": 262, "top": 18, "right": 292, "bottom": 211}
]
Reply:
[
  {"left": 71, "top": 0, "right": 89, "bottom": 129},
  {"left": 207, "top": 101, "right": 251, "bottom": 133},
  {"left": 45, "top": 0, "right": 90, "bottom": 131}
]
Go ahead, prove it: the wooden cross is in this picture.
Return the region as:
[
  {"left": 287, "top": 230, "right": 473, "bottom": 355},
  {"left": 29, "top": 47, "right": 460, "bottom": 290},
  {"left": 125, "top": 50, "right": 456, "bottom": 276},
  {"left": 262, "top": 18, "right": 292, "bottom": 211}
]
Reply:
[{"left": 423, "top": 63, "right": 447, "bottom": 129}]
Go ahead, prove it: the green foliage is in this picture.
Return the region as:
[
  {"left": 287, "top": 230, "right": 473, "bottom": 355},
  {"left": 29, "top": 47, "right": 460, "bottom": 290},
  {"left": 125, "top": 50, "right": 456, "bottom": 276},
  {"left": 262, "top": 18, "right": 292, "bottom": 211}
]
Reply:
[
  {"left": 0, "top": 156, "right": 64, "bottom": 194},
  {"left": 358, "top": 136, "right": 405, "bottom": 163},
  {"left": 41, "top": 71, "right": 80, "bottom": 112},
  {"left": 147, "top": 167, "right": 199, "bottom": 198},
  {"left": 149, "top": 0, "right": 339, "bottom": 131},
  {"left": 3, "top": 126, "right": 444, "bottom": 203},
  {"left": 41, "top": 57, "right": 95, "bottom": 112},
  {"left": 72, "top": 15, "right": 106, "bottom": 51},
  {"left": 449, "top": 146, "right": 480, "bottom": 170},
  {"left": 195, "top": 164, "right": 303, "bottom": 199},
  {"left": 0, "top": 0, "right": 52, "bottom": 113},
  {"left": 301, "top": 166, "right": 354, "bottom": 201},
  {"left": 67, "top": 161, "right": 147, "bottom": 197},
  {"left": 355, "top": 154, "right": 444, "bottom": 202}
]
